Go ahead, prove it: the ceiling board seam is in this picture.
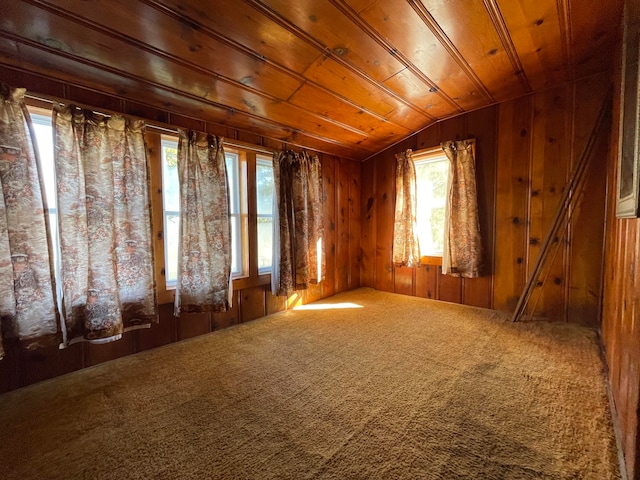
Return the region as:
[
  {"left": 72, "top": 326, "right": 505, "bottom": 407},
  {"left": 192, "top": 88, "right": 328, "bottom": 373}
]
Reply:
[
  {"left": 407, "top": 0, "right": 495, "bottom": 104},
  {"left": 359, "top": 68, "right": 611, "bottom": 163},
  {"left": 140, "top": 0, "right": 419, "bottom": 131},
  {"left": 24, "top": 0, "right": 377, "bottom": 139},
  {"left": 481, "top": 0, "right": 532, "bottom": 93},
  {"left": 13, "top": 66, "right": 359, "bottom": 159},
  {"left": 556, "top": 0, "right": 574, "bottom": 77},
  {"left": 240, "top": 0, "right": 435, "bottom": 122},
  {"left": 2, "top": 32, "right": 366, "bottom": 158},
  {"left": 330, "top": 0, "right": 463, "bottom": 114}
]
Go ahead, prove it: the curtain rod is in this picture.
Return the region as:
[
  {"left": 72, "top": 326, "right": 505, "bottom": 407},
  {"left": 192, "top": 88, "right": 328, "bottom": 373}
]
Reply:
[{"left": 25, "top": 93, "right": 276, "bottom": 156}]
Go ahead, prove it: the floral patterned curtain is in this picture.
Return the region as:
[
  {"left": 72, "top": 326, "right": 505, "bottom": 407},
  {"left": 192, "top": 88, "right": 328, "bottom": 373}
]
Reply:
[
  {"left": 392, "top": 149, "right": 421, "bottom": 267},
  {"left": 54, "top": 105, "right": 157, "bottom": 345},
  {"left": 272, "top": 150, "right": 324, "bottom": 296},
  {"left": 0, "top": 85, "right": 58, "bottom": 358},
  {"left": 174, "top": 130, "right": 231, "bottom": 315},
  {"left": 441, "top": 140, "right": 484, "bottom": 278}
]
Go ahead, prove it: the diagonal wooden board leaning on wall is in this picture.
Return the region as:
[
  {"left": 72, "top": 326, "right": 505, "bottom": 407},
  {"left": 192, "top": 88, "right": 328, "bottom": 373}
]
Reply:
[{"left": 512, "top": 91, "right": 613, "bottom": 322}]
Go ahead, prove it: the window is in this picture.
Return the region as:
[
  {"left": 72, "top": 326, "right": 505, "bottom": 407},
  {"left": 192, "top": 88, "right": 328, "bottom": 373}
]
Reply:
[
  {"left": 414, "top": 150, "right": 449, "bottom": 258},
  {"left": 225, "top": 151, "right": 246, "bottom": 277},
  {"left": 28, "top": 101, "right": 267, "bottom": 303},
  {"left": 161, "top": 141, "right": 248, "bottom": 288},
  {"left": 256, "top": 155, "right": 274, "bottom": 273},
  {"left": 161, "top": 137, "right": 180, "bottom": 287},
  {"left": 28, "top": 109, "right": 59, "bottom": 274}
]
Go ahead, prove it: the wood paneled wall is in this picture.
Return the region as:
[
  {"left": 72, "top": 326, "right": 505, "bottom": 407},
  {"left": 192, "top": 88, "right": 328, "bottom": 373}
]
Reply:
[
  {"left": 0, "top": 66, "right": 361, "bottom": 394},
  {"left": 361, "top": 72, "right": 611, "bottom": 325},
  {"left": 602, "top": 17, "right": 640, "bottom": 477}
]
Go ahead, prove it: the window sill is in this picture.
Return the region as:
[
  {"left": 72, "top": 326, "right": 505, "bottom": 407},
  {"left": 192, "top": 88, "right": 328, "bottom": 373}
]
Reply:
[
  {"left": 420, "top": 256, "right": 442, "bottom": 266},
  {"left": 156, "top": 273, "right": 272, "bottom": 305}
]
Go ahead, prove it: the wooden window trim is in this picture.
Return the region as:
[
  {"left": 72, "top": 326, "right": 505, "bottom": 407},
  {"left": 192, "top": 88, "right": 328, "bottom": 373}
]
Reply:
[{"left": 420, "top": 255, "right": 443, "bottom": 266}]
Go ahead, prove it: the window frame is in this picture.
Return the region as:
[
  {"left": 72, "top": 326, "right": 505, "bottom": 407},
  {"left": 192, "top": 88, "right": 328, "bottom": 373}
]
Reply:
[
  {"left": 225, "top": 150, "right": 248, "bottom": 279},
  {"left": 25, "top": 99, "right": 275, "bottom": 306},
  {"left": 412, "top": 146, "right": 450, "bottom": 266},
  {"left": 151, "top": 135, "right": 273, "bottom": 304},
  {"left": 26, "top": 106, "right": 60, "bottom": 275},
  {"left": 160, "top": 136, "right": 180, "bottom": 289},
  {"left": 255, "top": 154, "right": 274, "bottom": 275}
]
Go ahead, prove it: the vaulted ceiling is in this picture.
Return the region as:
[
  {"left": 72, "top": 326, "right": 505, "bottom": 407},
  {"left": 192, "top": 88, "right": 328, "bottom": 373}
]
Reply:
[{"left": 0, "top": 0, "right": 623, "bottom": 160}]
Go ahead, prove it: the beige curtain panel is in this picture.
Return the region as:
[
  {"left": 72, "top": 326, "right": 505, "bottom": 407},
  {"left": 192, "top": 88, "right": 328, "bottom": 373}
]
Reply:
[
  {"left": 174, "top": 131, "right": 232, "bottom": 315},
  {"left": 54, "top": 105, "right": 157, "bottom": 345},
  {"left": 441, "top": 140, "right": 484, "bottom": 278},
  {"left": 272, "top": 150, "right": 324, "bottom": 296},
  {"left": 0, "top": 85, "right": 58, "bottom": 359},
  {"left": 392, "top": 149, "right": 421, "bottom": 267}
]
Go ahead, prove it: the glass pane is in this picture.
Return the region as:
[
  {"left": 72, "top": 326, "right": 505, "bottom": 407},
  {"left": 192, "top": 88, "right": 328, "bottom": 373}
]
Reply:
[
  {"left": 49, "top": 212, "right": 59, "bottom": 274},
  {"left": 162, "top": 141, "right": 180, "bottom": 212},
  {"left": 230, "top": 215, "right": 241, "bottom": 275},
  {"left": 257, "top": 216, "right": 273, "bottom": 270},
  {"left": 165, "top": 213, "right": 180, "bottom": 285},
  {"left": 415, "top": 157, "right": 448, "bottom": 256},
  {"left": 225, "top": 153, "right": 239, "bottom": 214},
  {"left": 30, "top": 116, "right": 57, "bottom": 210},
  {"left": 256, "top": 162, "right": 273, "bottom": 215}
]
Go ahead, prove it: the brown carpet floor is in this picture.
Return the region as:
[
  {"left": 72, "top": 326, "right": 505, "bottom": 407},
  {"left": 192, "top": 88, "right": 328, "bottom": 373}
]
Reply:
[{"left": 0, "top": 288, "right": 620, "bottom": 479}]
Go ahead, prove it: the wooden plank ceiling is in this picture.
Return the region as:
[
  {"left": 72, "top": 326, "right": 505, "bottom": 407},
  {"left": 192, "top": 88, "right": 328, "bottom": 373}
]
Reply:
[{"left": 0, "top": 0, "right": 622, "bottom": 160}]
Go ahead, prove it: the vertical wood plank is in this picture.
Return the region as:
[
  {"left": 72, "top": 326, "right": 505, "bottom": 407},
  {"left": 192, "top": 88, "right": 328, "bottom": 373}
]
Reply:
[
  {"left": 305, "top": 282, "right": 324, "bottom": 303},
  {"left": 415, "top": 265, "right": 438, "bottom": 299},
  {"left": 493, "top": 97, "right": 533, "bottom": 311},
  {"left": 349, "top": 160, "right": 361, "bottom": 289},
  {"left": 240, "top": 286, "right": 266, "bottom": 323},
  {"left": 0, "top": 341, "right": 18, "bottom": 393},
  {"left": 375, "top": 152, "right": 395, "bottom": 292},
  {"left": 176, "top": 312, "right": 211, "bottom": 341},
  {"left": 438, "top": 268, "right": 463, "bottom": 303},
  {"left": 464, "top": 106, "right": 497, "bottom": 309},
  {"left": 437, "top": 113, "right": 467, "bottom": 303},
  {"left": 212, "top": 290, "right": 241, "bottom": 330},
  {"left": 528, "top": 84, "right": 573, "bottom": 320},
  {"left": 17, "top": 342, "right": 84, "bottom": 388},
  {"left": 394, "top": 266, "right": 414, "bottom": 296},
  {"left": 85, "top": 331, "right": 136, "bottom": 367},
  {"left": 566, "top": 74, "right": 609, "bottom": 327},
  {"left": 266, "top": 291, "right": 287, "bottom": 315},
  {"left": 322, "top": 155, "right": 337, "bottom": 297},
  {"left": 360, "top": 158, "right": 376, "bottom": 287},
  {"left": 138, "top": 303, "right": 177, "bottom": 351},
  {"left": 336, "top": 158, "right": 350, "bottom": 293}
]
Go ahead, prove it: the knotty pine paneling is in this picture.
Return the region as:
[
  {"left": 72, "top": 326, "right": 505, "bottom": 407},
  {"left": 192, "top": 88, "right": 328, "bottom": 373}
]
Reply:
[
  {"left": 528, "top": 83, "right": 573, "bottom": 320},
  {"left": 85, "top": 331, "right": 136, "bottom": 368},
  {"left": 464, "top": 106, "right": 498, "bottom": 308},
  {"left": 349, "top": 161, "right": 362, "bottom": 289},
  {"left": 240, "top": 287, "right": 267, "bottom": 323},
  {"left": 360, "top": 155, "right": 376, "bottom": 288},
  {"left": 493, "top": 96, "right": 532, "bottom": 311},
  {"left": 213, "top": 291, "right": 241, "bottom": 331},
  {"left": 360, "top": 72, "right": 610, "bottom": 325},
  {"left": 0, "top": 71, "right": 360, "bottom": 394},
  {"left": 336, "top": 158, "right": 351, "bottom": 293},
  {"left": 374, "top": 150, "right": 396, "bottom": 293},
  {"left": 323, "top": 155, "right": 337, "bottom": 298},
  {"left": 602, "top": 20, "right": 640, "bottom": 476}
]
